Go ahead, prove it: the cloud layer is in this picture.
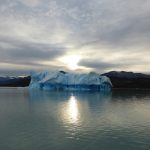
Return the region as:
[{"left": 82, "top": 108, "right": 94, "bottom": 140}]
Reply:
[{"left": 0, "top": 0, "right": 150, "bottom": 75}]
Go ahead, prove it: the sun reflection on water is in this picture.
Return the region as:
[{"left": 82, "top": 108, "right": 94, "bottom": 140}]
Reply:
[
  {"left": 67, "top": 95, "right": 79, "bottom": 124},
  {"left": 60, "top": 94, "right": 80, "bottom": 125}
]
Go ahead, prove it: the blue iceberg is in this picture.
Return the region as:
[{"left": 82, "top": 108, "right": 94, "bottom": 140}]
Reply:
[{"left": 29, "top": 71, "right": 112, "bottom": 91}]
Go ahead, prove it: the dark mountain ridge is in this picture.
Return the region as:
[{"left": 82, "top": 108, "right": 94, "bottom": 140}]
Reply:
[
  {"left": 0, "top": 76, "right": 31, "bottom": 87},
  {"left": 102, "top": 71, "right": 150, "bottom": 89},
  {"left": 102, "top": 71, "right": 150, "bottom": 79}
]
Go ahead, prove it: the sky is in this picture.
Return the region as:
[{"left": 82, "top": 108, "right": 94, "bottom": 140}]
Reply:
[{"left": 0, "top": 0, "right": 150, "bottom": 75}]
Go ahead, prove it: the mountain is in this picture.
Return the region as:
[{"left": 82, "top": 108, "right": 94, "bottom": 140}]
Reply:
[
  {"left": 0, "top": 76, "right": 31, "bottom": 87},
  {"left": 102, "top": 71, "right": 150, "bottom": 89},
  {"left": 102, "top": 71, "right": 150, "bottom": 79}
]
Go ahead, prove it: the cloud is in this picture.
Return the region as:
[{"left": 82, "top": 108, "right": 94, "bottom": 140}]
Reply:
[
  {"left": 0, "top": 0, "right": 150, "bottom": 75},
  {"left": 0, "top": 37, "right": 66, "bottom": 65},
  {"left": 17, "top": 0, "right": 41, "bottom": 7},
  {"left": 79, "top": 60, "right": 118, "bottom": 70},
  {"left": 78, "top": 59, "right": 124, "bottom": 73}
]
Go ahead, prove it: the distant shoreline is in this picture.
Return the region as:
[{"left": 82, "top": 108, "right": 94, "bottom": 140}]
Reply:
[{"left": 1, "top": 71, "right": 150, "bottom": 89}]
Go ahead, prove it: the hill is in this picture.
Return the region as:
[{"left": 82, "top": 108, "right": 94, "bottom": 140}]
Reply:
[
  {"left": 0, "top": 76, "right": 31, "bottom": 87},
  {"left": 102, "top": 71, "right": 150, "bottom": 89}
]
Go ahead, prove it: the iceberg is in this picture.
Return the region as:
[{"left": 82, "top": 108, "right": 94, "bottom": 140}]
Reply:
[{"left": 29, "top": 71, "right": 112, "bottom": 91}]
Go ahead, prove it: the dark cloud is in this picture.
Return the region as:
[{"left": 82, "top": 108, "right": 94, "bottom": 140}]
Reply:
[
  {"left": 7, "top": 44, "right": 64, "bottom": 61},
  {"left": 0, "top": 37, "right": 66, "bottom": 65},
  {"left": 0, "top": 69, "right": 30, "bottom": 76},
  {"left": 79, "top": 60, "right": 122, "bottom": 71}
]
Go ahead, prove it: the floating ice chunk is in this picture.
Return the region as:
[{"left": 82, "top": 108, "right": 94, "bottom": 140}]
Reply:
[{"left": 29, "top": 71, "right": 112, "bottom": 91}]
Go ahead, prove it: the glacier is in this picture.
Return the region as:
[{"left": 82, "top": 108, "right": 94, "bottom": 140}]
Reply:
[{"left": 29, "top": 71, "right": 112, "bottom": 91}]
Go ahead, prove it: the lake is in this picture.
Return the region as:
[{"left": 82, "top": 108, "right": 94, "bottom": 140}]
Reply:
[{"left": 0, "top": 88, "right": 150, "bottom": 150}]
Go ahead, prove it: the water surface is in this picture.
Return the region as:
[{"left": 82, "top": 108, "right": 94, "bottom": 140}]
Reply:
[{"left": 0, "top": 88, "right": 150, "bottom": 150}]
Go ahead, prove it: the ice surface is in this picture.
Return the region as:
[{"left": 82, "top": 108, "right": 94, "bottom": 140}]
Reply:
[{"left": 29, "top": 71, "right": 112, "bottom": 91}]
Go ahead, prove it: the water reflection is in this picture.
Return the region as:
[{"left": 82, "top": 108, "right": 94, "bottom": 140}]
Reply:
[
  {"left": 67, "top": 95, "right": 79, "bottom": 124},
  {"left": 1, "top": 88, "right": 150, "bottom": 150}
]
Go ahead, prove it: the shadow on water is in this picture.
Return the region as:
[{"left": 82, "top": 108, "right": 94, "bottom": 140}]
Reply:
[
  {"left": 29, "top": 89, "right": 112, "bottom": 101},
  {"left": 29, "top": 88, "right": 150, "bottom": 101},
  {"left": 28, "top": 89, "right": 112, "bottom": 111},
  {"left": 112, "top": 89, "right": 150, "bottom": 101}
]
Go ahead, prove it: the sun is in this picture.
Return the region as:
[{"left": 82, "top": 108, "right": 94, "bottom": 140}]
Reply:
[{"left": 61, "top": 55, "right": 81, "bottom": 70}]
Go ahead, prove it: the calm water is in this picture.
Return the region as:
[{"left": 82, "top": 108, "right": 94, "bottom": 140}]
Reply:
[{"left": 0, "top": 88, "right": 150, "bottom": 150}]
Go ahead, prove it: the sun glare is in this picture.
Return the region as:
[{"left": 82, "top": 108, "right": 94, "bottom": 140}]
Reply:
[
  {"left": 61, "top": 55, "right": 81, "bottom": 70},
  {"left": 68, "top": 95, "right": 79, "bottom": 123}
]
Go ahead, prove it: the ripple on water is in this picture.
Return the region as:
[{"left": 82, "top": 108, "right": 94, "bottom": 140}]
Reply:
[{"left": 0, "top": 89, "right": 150, "bottom": 150}]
